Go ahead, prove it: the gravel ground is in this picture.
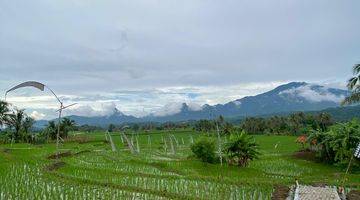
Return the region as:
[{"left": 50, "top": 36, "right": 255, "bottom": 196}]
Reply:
[{"left": 294, "top": 185, "right": 341, "bottom": 200}]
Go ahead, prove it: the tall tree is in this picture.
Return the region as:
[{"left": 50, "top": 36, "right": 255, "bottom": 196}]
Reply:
[
  {"left": 342, "top": 64, "right": 360, "bottom": 105},
  {"left": 45, "top": 121, "right": 57, "bottom": 140},
  {"left": 23, "top": 116, "right": 35, "bottom": 135},
  {"left": 61, "top": 117, "right": 76, "bottom": 138},
  {"left": 0, "top": 100, "right": 10, "bottom": 127},
  {"left": 7, "top": 109, "right": 26, "bottom": 142},
  {"left": 316, "top": 112, "right": 333, "bottom": 132}
]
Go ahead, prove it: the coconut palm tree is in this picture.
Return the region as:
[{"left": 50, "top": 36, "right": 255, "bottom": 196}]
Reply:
[
  {"left": 45, "top": 121, "right": 57, "bottom": 140},
  {"left": 0, "top": 100, "right": 10, "bottom": 127},
  {"left": 342, "top": 64, "right": 360, "bottom": 105},
  {"left": 60, "top": 117, "right": 76, "bottom": 138},
  {"left": 21, "top": 116, "right": 35, "bottom": 143},
  {"left": 7, "top": 109, "right": 26, "bottom": 142},
  {"left": 23, "top": 116, "right": 35, "bottom": 135},
  {"left": 224, "top": 132, "right": 260, "bottom": 167}
]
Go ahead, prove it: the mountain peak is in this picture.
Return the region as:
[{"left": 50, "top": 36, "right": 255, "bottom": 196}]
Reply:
[
  {"left": 181, "top": 103, "right": 189, "bottom": 111},
  {"left": 271, "top": 82, "right": 308, "bottom": 93},
  {"left": 112, "top": 107, "right": 124, "bottom": 116}
]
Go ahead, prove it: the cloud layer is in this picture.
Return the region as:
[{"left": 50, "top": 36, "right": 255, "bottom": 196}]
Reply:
[
  {"left": 0, "top": 1, "right": 359, "bottom": 119},
  {"left": 280, "top": 85, "right": 345, "bottom": 103}
]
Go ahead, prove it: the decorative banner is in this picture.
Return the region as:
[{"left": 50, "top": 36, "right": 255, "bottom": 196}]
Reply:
[
  {"left": 6, "top": 81, "right": 45, "bottom": 97},
  {"left": 355, "top": 143, "right": 360, "bottom": 159}
]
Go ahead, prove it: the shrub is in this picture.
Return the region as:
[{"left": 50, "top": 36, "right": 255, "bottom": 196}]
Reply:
[
  {"left": 190, "top": 137, "right": 217, "bottom": 163},
  {"left": 224, "top": 132, "right": 260, "bottom": 167},
  {"left": 308, "top": 119, "right": 360, "bottom": 168}
]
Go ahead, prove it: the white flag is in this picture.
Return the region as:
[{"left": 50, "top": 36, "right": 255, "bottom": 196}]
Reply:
[
  {"left": 355, "top": 143, "right": 360, "bottom": 159},
  {"left": 6, "top": 81, "right": 45, "bottom": 97}
]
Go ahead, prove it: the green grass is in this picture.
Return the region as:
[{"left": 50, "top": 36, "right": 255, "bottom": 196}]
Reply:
[{"left": 0, "top": 130, "right": 359, "bottom": 199}]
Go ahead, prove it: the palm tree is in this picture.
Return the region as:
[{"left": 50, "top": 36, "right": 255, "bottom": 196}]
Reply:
[
  {"left": 61, "top": 118, "right": 76, "bottom": 138},
  {"left": 224, "top": 132, "right": 260, "bottom": 167},
  {"left": 7, "top": 109, "right": 26, "bottom": 142},
  {"left": 342, "top": 64, "right": 360, "bottom": 105},
  {"left": 45, "top": 121, "right": 57, "bottom": 140},
  {"left": 317, "top": 112, "right": 333, "bottom": 132},
  {"left": 0, "top": 100, "right": 10, "bottom": 127},
  {"left": 23, "top": 116, "right": 35, "bottom": 135}
]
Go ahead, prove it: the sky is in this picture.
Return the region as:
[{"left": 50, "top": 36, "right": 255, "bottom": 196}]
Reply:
[{"left": 0, "top": 0, "right": 359, "bottom": 120}]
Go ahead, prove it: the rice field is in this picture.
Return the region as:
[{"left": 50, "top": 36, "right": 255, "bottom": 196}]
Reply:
[{"left": 0, "top": 130, "right": 359, "bottom": 199}]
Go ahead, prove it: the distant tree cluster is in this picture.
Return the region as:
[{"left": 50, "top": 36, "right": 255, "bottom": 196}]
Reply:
[
  {"left": 106, "top": 121, "right": 191, "bottom": 133},
  {"left": 193, "top": 116, "right": 235, "bottom": 135},
  {"left": 75, "top": 124, "right": 103, "bottom": 132},
  {"left": 240, "top": 112, "right": 333, "bottom": 135}
]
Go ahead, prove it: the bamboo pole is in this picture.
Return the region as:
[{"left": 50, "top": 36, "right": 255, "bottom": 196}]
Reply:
[
  {"left": 107, "top": 131, "right": 117, "bottom": 152},
  {"left": 148, "top": 135, "right": 152, "bottom": 149},
  {"left": 215, "top": 120, "right": 223, "bottom": 166},
  {"left": 136, "top": 135, "right": 140, "bottom": 153},
  {"left": 120, "top": 132, "right": 135, "bottom": 154}
]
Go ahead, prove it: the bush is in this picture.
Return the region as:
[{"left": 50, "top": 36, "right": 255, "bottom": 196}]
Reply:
[
  {"left": 307, "top": 119, "right": 360, "bottom": 168},
  {"left": 190, "top": 137, "right": 217, "bottom": 163},
  {"left": 224, "top": 132, "right": 260, "bottom": 167}
]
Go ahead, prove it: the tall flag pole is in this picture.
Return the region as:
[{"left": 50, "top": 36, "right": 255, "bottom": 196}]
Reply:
[{"left": 5, "top": 81, "right": 76, "bottom": 159}]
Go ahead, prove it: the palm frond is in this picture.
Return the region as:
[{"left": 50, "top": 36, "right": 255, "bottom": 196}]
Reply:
[
  {"left": 341, "top": 92, "right": 360, "bottom": 106},
  {"left": 353, "top": 64, "right": 360, "bottom": 74},
  {"left": 347, "top": 77, "right": 359, "bottom": 90}
]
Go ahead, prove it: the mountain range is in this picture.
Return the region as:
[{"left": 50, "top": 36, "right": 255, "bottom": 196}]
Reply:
[{"left": 35, "top": 82, "right": 354, "bottom": 127}]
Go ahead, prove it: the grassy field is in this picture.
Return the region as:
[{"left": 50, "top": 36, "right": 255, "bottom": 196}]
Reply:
[{"left": 0, "top": 130, "right": 359, "bottom": 199}]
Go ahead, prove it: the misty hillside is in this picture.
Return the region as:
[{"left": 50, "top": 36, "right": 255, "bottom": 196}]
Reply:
[{"left": 35, "top": 82, "right": 351, "bottom": 127}]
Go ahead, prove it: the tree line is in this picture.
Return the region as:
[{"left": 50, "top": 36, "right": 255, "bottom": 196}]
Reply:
[
  {"left": 241, "top": 112, "right": 333, "bottom": 135},
  {"left": 192, "top": 112, "right": 333, "bottom": 136},
  {"left": 0, "top": 101, "right": 76, "bottom": 144}
]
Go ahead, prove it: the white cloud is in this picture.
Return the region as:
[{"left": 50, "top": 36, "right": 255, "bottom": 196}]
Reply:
[
  {"left": 280, "top": 85, "right": 345, "bottom": 103},
  {"left": 64, "top": 102, "right": 119, "bottom": 117},
  {"left": 153, "top": 103, "right": 183, "bottom": 117},
  {"left": 30, "top": 111, "right": 46, "bottom": 120},
  {"left": 232, "top": 100, "right": 242, "bottom": 106},
  {"left": 152, "top": 102, "right": 203, "bottom": 117},
  {"left": 187, "top": 102, "right": 202, "bottom": 111}
]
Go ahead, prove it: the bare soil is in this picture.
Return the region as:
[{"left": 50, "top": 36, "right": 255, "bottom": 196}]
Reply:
[
  {"left": 271, "top": 185, "right": 290, "bottom": 200},
  {"left": 45, "top": 161, "right": 66, "bottom": 171},
  {"left": 347, "top": 190, "right": 360, "bottom": 200},
  {"left": 47, "top": 151, "right": 72, "bottom": 159},
  {"left": 293, "top": 149, "right": 317, "bottom": 162}
]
